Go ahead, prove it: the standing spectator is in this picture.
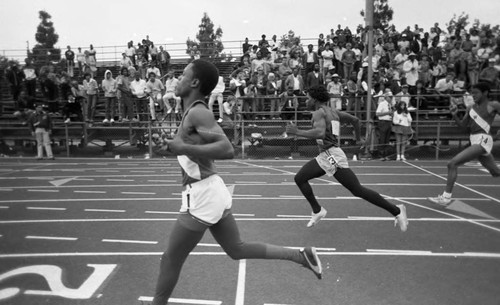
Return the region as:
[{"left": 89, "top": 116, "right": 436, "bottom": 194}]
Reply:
[
  {"left": 159, "top": 46, "right": 171, "bottom": 73},
  {"left": 64, "top": 45, "right": 75, "bottom": 77},
  {"left": 418, "top": 54, "right": 432, "bottom": 87},
  {"left": 454, "top": 52, "right": 470, "bottom": 87},
  {"left": 162, "top": 70, "right": 182, "bottom": 115},
  {"left": 101, "top": 70, "right": 118, "bottom": 124},
  {"left": 447, "top": 42, "right": 463, "bottom": 68},
  {"left": 145, "top": 72, "right": 164, "bottom": 121},
  {"left": 242, "top": 37, "right": 252, "bottom": 55},
  {"left": 209, "top": 75, "right": 225, "bottom": 123},
  {"left": 285, "top": 66, "right": 304, "bottom": 96},
  {"left": 321, "top": 43, "right": 334, "bottom": 77},
  {"left": 6, "top": 62, "right": 24, "bottom": 105},
  {"left": 345, "top": 76, "right": 358, "bottom": 114},
  {"left": 327, "top": 74, "right": 343, "bottom": 110},
  {"left": 412, "top": 80, "right": 429, "bottom": 119},
  {"left": 130, "top": 71, "right": 148, "bottom": 121},
  {"left": 305, "top": 63, "right": 324, "bottom": 91},
  {"left": 116, "top": 67, "right": 134, "bottom": 122},
  {"left": 125, "top": 41, "right": 136, "bottom": 66},
  {"left": 28, "top": 103, "right": 54, "bottom": 160},
  {"left": 395, "top": 84, "right": 411, "bottom": 107},
  {"left": 303, "top": 44, "right": 319, "bottom": 75},
  {"left": 229, "top": 70, "right": 246, "bottom": 99},
  {"left": 39, "top": 65, "right": 60, "bottom": 114},
  {"left": 266, "top": 72, "right": 280, "bottom": 119},
  {"left": 403, "top": 52, "right": 419, "bottom": 93},
  {"left": 87, "top": 44, "right": 97, "bottom": 78},
  {"left": 149, "top": 42, "right": 158, "bottom": 64},
  {"left": 251, "top": 67, "right": 268, "bottom": 120},
  {"left": 376, "top": 92, "right": 394, "bottom": 160},
  {"left": 22, "top": 58, "right": 37, "bottom": 104},
  {"left": 82, "top": 72, "right": 98, "bottom": 125},
  {"left": 341, "top": 43, "right": 356, "bottom": 83},
  {"left": 76, "top": 47, "right": 86, "bottom": 77}
]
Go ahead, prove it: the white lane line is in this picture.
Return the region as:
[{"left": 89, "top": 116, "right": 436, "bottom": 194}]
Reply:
[
  {"left": 102, "top": 239, "right": 158, "bottom": 245},
  {"left": 233, "top": 194, "right": 262, "bottom": 197},
  {"left": 2, "top": 217, "right": 500, "bottom": 225},
  {"left": 2, "top": 251, "right": 500, "bottom": 259},
  {"left": 121, "top": 192, "right": 156, "bottom": 195},
  {"left": 232, "top": 213, "right": 255, "bottom": 217},
  {"left": 26, "top": 207, "right": 66, "bottom": 211},
  {"left": 74, "top": 178, "right": 94, "bottom": 181},
  {"left": 0, "top": 188, "right": 13, "bottom": 191},
  {"left": 235, "top": 181, "right": 262, "bottom": 184},
  {"left": 25, "top": 235, "right": 77, "bottom": 241},
  {"left": 235, "top": 259, "right": 246, "bottom": 305},
  {"left": 197, "top": 243, "right": 221, "bottom": 247},
  {"left": 27, "top": 189, "right": 60, "bottom": 192},
  {"left": 84, "top": 209, "right": 126, "bottom": 213},
  {"left": 74, "top": 190, "right": 107, "bottom": 194},
  {"left": 138, "top": 296, "right": 221, "bottom": 304},
  {"left": 130, "top": 170, "right": 155, "bottom": 173},
  {"left": 367, "top": 249, "right": 432, "bottom": 254},
  {"left": 406, "top": 161, "right": 500, "bottom": 204},
  {"left": 145, "top": 211, "right": 180, "bottom": 215},
  {"left": 95, "top": 170, "right": 120, "bottom": 173},
  {"left": 106, "top": 179, "right": 135, "bottom": 182},
  {"left": 148, "top": 180, "right": 177, "bottom": 183},
  {"left": 0, "top": 206, "right": 9, "bottom": 209}
]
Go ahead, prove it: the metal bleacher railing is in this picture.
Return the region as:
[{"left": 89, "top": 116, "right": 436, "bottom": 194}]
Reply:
[{"left": 2, "top": 91, "right": 498, "bottom": 160}]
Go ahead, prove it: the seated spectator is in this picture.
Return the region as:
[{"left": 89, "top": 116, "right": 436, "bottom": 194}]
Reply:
[
  {"left": 279, "top": 86, "right": 298, "bottom": 121},
  {"left": 145, "top": 72, "right": 164, "bottom": 121},
  {"left": 120, "top": 52, "right": 133, "bottom": 69},
  {"left": 162, "top": 70, "right": 182, "bottom": 115},
  {"left": 209, "top": 75, "right": 225, "bottom": 123},
  {"left": 395, "top": 84, "right": 411, "bottom": 107}
]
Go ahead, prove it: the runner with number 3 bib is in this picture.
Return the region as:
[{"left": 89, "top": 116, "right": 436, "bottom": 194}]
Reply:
[
  {"left": 429, "top": 82, "right": 500, "bottom": 205},
  {"left": 285, "top": 85, "right": 409, "bottom": 231}
]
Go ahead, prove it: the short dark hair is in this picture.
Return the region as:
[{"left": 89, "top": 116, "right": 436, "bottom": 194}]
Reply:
[
  {"left": 473, "top": 82, "right": 491, "bottom": 93},
  {"left": 190, "top": 59, "right": 219, "bottom": 96},
  {"left": 308, "top": 85, "right": 330, "bottom": 103}
]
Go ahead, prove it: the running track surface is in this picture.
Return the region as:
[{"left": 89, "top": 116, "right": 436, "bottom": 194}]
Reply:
[{"left": 0, "top": 158, "right": 499, "bottom": 305}]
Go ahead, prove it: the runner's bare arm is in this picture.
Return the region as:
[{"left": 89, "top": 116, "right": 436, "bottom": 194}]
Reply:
[
  {"left": 338, "top": 111, "right": 361, "bottom": 141},
  {"left": 286, "top": 110, "right": 326, "bottom": 139},
  {"left": 167, "top": 106, "right": 234, "bottom": 159}
]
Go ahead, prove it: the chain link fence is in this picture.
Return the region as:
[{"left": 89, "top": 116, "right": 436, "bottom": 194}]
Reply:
[{"left": 1, "top": 93, "right": 499, "bottom": 160}]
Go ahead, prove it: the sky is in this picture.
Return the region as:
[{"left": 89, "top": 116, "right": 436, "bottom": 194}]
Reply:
[{"left": 1, "top": 0, "right": 499, "bottom": 59}]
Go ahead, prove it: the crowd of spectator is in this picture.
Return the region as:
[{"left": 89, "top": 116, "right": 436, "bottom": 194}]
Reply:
[
  {"left": 224, "top": 23, "right": 500, "bottom": 126},
  {"left": 3, "top": 23, "right": 500, "bottom": 135}
]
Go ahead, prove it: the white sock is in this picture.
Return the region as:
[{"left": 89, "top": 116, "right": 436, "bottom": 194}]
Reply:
[{"left": 443, "top": 192, "right": 452, "bottom": 198}]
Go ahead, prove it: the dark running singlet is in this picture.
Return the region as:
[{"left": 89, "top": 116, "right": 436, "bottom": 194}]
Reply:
[
  {"left": 316, "top": 105, "right": 341, "bottom": 151},
  {"left": 467, "top": 103, "right": 496, "bottom": 135},
  {"left": 176, "top": 100, "right": 218, "bottom": 186}
]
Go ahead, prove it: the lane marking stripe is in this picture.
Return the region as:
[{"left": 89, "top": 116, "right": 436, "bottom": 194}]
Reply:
[
  {"left": 25, "top": 235, "right": 77, "bottom": 241},
  {"left": 102, "top": 239, "right": 158, "bottom": 245}
]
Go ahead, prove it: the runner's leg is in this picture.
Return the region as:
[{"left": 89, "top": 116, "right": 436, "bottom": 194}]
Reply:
[
  {"left": 294, "top": 159, "right": 327, "bottom": 213},
  {"left": 334, "top": 168, "right": 400, "bottom": 216}
]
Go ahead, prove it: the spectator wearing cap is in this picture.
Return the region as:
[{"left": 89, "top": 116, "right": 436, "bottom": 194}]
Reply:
[
  {"left": 376, "top": 91, "right": 394, "bottom": 160},
  {"left": 327, "top": 73, "right": 343, "bottom": 110},
  {"left": 28, "top": 102, "right": 54, "bottom": 160}
]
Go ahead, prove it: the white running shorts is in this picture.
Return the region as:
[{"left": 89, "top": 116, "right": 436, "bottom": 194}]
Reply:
[
  {"left": 315, "top": 147, "right": 349, "bottom": 176},
  {"left": 180, "top": 174, "right": 232, "bottom": 225},
  {"left": 470, "top": 133, "right": 493, "bottom": 155}
]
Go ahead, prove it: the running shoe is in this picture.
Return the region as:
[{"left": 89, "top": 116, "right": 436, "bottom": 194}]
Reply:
[
  {"left": 394, "top": 204, "right": 408, "bottom": 232},
  {"left": 307, "top": 207, "right": 327, "bottom": 228},
  {"left": 300, "top": 247, "right": 323, "bottom": 279},
  {"left": 428, "top": 195, "right": 451, "bottom": 206}
]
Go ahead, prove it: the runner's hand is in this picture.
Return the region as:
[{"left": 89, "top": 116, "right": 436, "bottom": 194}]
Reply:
[{"left": 285, "top": 121, "right": 298, "bottom": 135}]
